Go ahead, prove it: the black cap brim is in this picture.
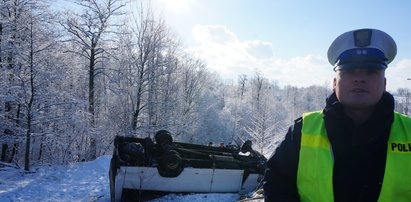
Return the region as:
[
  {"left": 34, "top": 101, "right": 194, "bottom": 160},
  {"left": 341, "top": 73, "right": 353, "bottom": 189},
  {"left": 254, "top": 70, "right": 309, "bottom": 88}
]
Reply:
[{"left": 334, "top": 62, "right": 387, "bottom": 71}]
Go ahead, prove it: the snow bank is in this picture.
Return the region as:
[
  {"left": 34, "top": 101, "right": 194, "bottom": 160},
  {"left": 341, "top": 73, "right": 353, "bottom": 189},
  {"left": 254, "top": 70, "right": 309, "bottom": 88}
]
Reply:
[
  {"left": 0, "top": 155, "right": 254, "bottom": 202},
  {"left": 0, "top": 155, "right": 111, "bottom": 202}
]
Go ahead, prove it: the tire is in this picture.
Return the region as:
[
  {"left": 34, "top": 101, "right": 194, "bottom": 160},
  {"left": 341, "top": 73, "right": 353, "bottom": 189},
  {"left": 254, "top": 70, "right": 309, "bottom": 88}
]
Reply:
[
  {"left": 154, "top": 130, "right": 173, "bottom": 146},
  {"left": 241, "top": 140, "right": 253, "bottom": 153},
  {"left": 157, "top": 150, "right": 183, "bottom": 177}
]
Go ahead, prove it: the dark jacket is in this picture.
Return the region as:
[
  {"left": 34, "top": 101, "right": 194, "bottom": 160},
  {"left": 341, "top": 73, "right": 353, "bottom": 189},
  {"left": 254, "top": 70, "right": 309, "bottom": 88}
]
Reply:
[{"left": 263, "top": 92, "right": 395, "bottom": 202}]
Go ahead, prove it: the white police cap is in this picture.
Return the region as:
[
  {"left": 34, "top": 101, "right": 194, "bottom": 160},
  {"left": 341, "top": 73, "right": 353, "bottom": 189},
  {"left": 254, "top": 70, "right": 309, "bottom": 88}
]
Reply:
[{"left": 327, "top": 28, "right": 397, "bottom": 71}]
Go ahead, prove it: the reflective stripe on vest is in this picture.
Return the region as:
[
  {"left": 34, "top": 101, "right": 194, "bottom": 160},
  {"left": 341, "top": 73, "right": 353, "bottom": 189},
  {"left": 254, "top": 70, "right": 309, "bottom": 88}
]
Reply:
[{"left": 297, "top": 111, "right": 411, "bottom": 202}]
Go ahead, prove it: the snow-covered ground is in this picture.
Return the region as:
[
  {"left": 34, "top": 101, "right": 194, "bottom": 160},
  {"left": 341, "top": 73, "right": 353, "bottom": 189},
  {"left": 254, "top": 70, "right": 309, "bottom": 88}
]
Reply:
[{"left": 0, "top": 156, "right": 263, "bottom": 202}]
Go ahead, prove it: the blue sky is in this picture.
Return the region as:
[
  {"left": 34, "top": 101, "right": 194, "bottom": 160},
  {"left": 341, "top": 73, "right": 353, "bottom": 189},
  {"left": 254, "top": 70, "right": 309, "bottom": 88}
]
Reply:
[{"left": 132, "top": 1, "right": 411, "bottom": 91}]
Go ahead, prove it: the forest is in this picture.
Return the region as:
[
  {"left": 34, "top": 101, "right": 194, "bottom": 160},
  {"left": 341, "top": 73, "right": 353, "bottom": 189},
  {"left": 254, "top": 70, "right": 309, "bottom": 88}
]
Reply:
[{"left": 1, "top": 0, "right": 410, "bottom": 171}]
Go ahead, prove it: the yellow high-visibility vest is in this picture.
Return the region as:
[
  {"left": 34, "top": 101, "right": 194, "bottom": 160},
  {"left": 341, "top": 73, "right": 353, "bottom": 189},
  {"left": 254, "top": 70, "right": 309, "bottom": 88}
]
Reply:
[{"left": 297, "top": 111, "right": 411, "bottom": 202}]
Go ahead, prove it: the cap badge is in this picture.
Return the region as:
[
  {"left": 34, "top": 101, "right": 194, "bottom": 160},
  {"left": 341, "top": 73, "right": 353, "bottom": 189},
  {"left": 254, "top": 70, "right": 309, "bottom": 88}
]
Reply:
[{"left": 354, "top": 29, "right": 372, "bottom": 47}]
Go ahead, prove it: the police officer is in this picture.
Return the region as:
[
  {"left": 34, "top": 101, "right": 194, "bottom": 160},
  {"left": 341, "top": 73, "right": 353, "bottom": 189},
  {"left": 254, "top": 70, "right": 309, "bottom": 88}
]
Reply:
[{"left": 263, "top": 28, "right": 411, "bottom": 202}]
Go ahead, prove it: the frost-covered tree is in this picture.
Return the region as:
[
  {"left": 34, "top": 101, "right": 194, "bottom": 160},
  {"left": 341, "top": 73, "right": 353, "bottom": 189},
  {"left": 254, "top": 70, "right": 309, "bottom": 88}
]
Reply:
[
  {"left": 238, "top": 74, "right": 247, "bottom": 99},
  {"left": 128, "top": 6, "right": 175, "bottom": 132},
  {"left": 173, "top": 56, "right": 208, "bottom": 141},
  {"left": 242, "top": 72, "right": 282, "bottom": 154},
  {"left": 395, "top": 88, "right": 411, "bottom": 115},
  {"left": 0, "top": 0, "right": 23, "bottom": 164},
  {"left": 0, "top": 0, "right": 67, "bottom": 170},
  {"left": 59, "top": 0, "right": 125, "bottom": 160}
]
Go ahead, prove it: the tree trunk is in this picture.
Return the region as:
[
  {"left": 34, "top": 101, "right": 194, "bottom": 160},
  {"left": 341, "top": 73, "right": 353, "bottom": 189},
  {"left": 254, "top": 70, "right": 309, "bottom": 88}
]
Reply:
[
  {"left": 3, "top": 102, "right": 13, "bottom": 163},
  {"left": 89, "top": 47, "right": 95, "bottom": 122},
  {"left": 88, "top": 139, "right": 96, "bottom": 160},
  {"left": 88, "top": 46, "right": 96, "bottom": 160},
  {"left": 132, "top": 93, "right": 142, "bottom": 130},
  {"left": 1, "top": 144, "right": 8, "bottom": 162},
  {"left": 24, "top": 22, "right": 35, "bottom": 171},
  {"left": 132, "top": 80, "right": 143, "bottom": 130},
  {"left": 38, "top": 136, "right": 43, "bottom": 161},
  {"left": 24, "top": 122, "right": 31, "bottom": 171},
  {"left": 0, "top": 22, "right": 2, "bottom": 66}
]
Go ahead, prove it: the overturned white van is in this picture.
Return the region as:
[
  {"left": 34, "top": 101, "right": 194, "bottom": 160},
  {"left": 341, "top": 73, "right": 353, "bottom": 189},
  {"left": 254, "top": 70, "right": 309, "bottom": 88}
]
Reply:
[{"left": 109, "top": 130, "right": 267, "bottom": 202}]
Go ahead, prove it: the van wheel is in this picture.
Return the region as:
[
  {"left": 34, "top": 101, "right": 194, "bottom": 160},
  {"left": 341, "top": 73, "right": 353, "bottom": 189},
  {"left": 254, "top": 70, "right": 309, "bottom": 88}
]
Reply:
[
  {"left": 158, "top": 150, "right": 183, "bottom": 177},
  {"left": 154, "top": 130, "right": 173, "bottom": 146},
  {"left": 241, "top": 140, "right": 253, "bottom": 153}
]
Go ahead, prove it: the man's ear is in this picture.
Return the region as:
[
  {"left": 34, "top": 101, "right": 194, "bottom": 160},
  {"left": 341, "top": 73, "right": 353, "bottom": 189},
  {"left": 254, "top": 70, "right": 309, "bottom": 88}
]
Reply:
[{"left": 332, "top": 77, "right": 337, "bottom": 91}]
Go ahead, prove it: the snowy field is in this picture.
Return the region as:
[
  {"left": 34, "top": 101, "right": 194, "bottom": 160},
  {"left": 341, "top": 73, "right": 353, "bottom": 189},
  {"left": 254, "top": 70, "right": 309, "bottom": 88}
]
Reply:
[{"left": 0, "top": 155, "right": 262, "bottom": 202}]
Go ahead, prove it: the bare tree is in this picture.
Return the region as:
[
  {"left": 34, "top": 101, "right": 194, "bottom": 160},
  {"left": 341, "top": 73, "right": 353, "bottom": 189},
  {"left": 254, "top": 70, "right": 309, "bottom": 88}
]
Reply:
[
  {"left": 244, "top": 72, "right": 269, "bottom": 153},
  {"left": 59, "top": 0, "right": 124, "bottom": 160},
  {"left": 22, "top": 4, "right": 62, "bottom": 170},
  {"left": 127, "top": 5, "right": 172, "bottom": 131},
  {"left": 238, "top": 74, "right": 247, "bottom": 99},
  {"left": 395, "top": 88, "right": 411, "bottom": 115},
  {"left": 252, "top": 72, "right": 264, "bottom": 109},
  {"left": 0, "top": 0, "right": 64, "bottom": 170},
  {"left": 0, "top": 0, "right": 35, "bottom": 168},
  {"left": 176, "top": 56, "right": 208, "bottom": 141}
]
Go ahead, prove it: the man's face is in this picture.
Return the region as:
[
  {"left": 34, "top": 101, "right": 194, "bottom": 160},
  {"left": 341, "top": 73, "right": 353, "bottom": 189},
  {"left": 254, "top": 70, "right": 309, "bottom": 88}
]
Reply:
[{"left": 333, "top": 68, "right": 386, "bottom": 109}]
